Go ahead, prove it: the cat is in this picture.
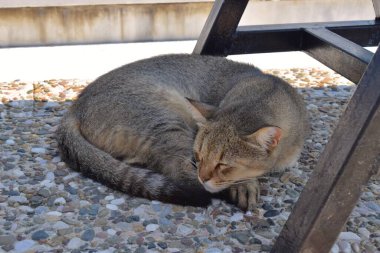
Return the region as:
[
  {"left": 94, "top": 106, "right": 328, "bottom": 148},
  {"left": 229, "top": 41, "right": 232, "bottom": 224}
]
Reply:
[{"left": 56, "top": 54, "right": 308, "bottom": 211}]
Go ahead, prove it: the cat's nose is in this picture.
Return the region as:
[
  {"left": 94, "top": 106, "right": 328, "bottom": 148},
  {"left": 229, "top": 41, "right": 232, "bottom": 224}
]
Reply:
[{"left": 198, "top": 170, "right": 212, "bottom": 183}]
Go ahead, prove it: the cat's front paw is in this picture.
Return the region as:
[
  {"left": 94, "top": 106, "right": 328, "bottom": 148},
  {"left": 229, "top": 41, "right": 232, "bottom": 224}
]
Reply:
[{"left": 229, "top": 179, "right": 260, "bottom": 211}]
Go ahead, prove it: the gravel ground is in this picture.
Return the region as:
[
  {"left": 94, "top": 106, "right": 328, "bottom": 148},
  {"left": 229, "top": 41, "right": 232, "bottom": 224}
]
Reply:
[{"left": 0, "top": 68, "right": 379, "bottom": 253}]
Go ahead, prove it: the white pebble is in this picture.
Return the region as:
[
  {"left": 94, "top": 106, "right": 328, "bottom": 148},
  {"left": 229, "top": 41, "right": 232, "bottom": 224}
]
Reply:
[
  {"left": 80, "top": 200, "right": 91, "bottom": 207},
  {"left": 97, "top": 248, "right": 117, "bottom": 253},
  {"left": 133, "top": 205, "right": 151, "bottom": 219},
  {"left": 176, "top": 224, "right": 193, "bottom": 236},
  {"left": 31, "top": 147, "right": 46, "bottom": 154},
  {"left": 260, "top": 196, "right": 273, "bottom": 202},
  {"left": 69, "top": 182, "right": 78, "bottom": 188},
  {"left": 168, "top": 248, "right": 181, "bottom": 253},
  {"left": 52, "top": 156, "right": 61, "bottom": 163},
  {"left": 45, "top": 172, "right": 55, "bottom": 181},
  {"left": 338, "top": 240, "right": 352, "bottom": 253},
  {"left": 62, "top": 173, "right": 79, "bottom": 182},
  {"left": 357, "top": 227, "right": 370, "bottom": 239},
  {"left": 105, "top": 195, "right": 115, "bottom": 201},
  {"left": 10, "top": 223, "right": 18, "bottom": 232},
  {"left": 110, "top": 198, "right": 125, "bottom": 205},
  {"left": 19, "top": 206, "right": 34, "bottom": 213},
  {"left": 53, "top": 221, "right": 70, "bottom": 230},
  {"left": 351, "top": 243, "right": 360, "bottom": 253},
  {"left": 67, "top": 237, "right": 85, "bottom": 249},
  {"left": 205, "top": 248, "right": 222, "bottom": 253},
  {"left": 40, "top": 180, "right": 54, "bottom": 188},
  {"left": 230, "top": 213, "right": 244, "bottom": 222},
  {"left": 106, "top": 204, "right": 118, "bottom": 211},
  {"left": 307, "top": 104, "right": 318, "bottom": 111},
  {"left": 46, "top": 211, "right": 62, "bottom": 218},
  {"left": 14, "top": 240, "right": 35, "bottom": 252},
  {"left": 146, "top": 224, "right": 159, "bottom": 232},
  {"left": 5, "top": 139, "right": 15, "bottom": 145},
  {"left": 107, "top": 229, "right": 117, "bottom": 236},
  {"left": 338, "top": 232, "right": 361, "bottom": 242}
]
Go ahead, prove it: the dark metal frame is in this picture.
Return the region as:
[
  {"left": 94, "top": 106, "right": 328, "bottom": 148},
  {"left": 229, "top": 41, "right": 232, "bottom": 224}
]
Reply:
[{"left": 193, "top": 1, "right": 380, "bottom": 252}]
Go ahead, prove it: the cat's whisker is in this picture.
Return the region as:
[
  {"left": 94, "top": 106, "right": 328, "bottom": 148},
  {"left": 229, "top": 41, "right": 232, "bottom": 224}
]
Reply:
[
  {"left": 167, "top": 154, "right": 198, "bottom": 169},
  {"left": 214, "top": 178, "right": 258, "bottom": 186}
]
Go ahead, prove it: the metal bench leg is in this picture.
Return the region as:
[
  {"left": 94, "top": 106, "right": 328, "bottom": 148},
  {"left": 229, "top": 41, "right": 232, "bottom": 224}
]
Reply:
[
  {"left": 272, "top": 45, "right": 380, "bottom": 253},
  {"left": 193, "top": 0, "right": 248, "bottom": 56}
]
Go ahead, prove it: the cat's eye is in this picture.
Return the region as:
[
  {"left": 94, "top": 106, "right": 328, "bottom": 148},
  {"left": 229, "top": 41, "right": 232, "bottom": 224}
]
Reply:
[
  {"left": 221, "top": 167, "right": 233, "bottom": 175},
  {"left": 216, "top": 164, "right": 233, "bottom": 176}
]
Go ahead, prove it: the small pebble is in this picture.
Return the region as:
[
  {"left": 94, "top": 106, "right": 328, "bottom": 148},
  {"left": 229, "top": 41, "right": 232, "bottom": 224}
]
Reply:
[
  {"left": 338, "top": 240, "right": 351, "bottom": 253},
  {"left": 14, "top": 240, "right": 35, "bottom": 252},
  {"left": 180, "top": 238, "right": 193, "bottom": 246},
  {"left": 67, "top": 237, "right": 85, "bottom": 249},
  {"left": 146, "top": 224, "right": 159, "bottom": 232},
  {"left": 357, "top": 227, "right": 370, "bottom": 239},
  {"left": 53, "top": 221, "right": 70, "bottom": 230},
  {"left": 176, "top": 224, "right": 194, "bottom": 236},
  {"left": 263, "top": 210, "right": 280, "bottom": 218},
  {"left": 205, "top": 248, "right": 222, "bottom": 253},
  {"left": 230, "top": 213, "right": 244, "bottom": 222},
  {"left": 157, "top": 242, "right": 168, "bottom": 249},
  {"left": 81, "top": 229, "right": 95, "bottom": 241},
  {"left": 5, "top": 139, "right": 15, "bottom": 145},
  {"left": 231, "top": 231, "right": 251, "bottom": 244},
  {"left": 8, "top": 196, "right": 28, "bottom": 204},
  {"left": 351, "top": 243, "right": 360, "bottom": 253},
  {"left": 147, "top": 242, "right": 156, "bottom": 249},
  {"left": 54, "top": 197, "right": 66, "bottom": 205},
  {"left": 110, "top": 198, "right": 125, "bottom": 205},
  {"left": 107, "top": 229, "right": 117, "bottom": 236},
  {"left": 0, "top": 235, "right": 16, "bottom": 247},
  {"left": 31, "top": 230, "right": 49, "bottom": 241},
  {"left": 31, "top": 147, "right": 46, "bottom": 154},
  {"left": 46, "top": 211, "right": 62, "bottom": 221},
  {"left": 338, "top": 232, "right": 361, "bottom": 242},
  {"left": 106, "top": 204, "right": 118, "bottom": 210}
]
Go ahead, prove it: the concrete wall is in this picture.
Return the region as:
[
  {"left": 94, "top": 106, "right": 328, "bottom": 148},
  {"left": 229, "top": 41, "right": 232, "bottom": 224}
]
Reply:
[{"left": 0, "top": 0, "right": 376, "bottom": 47}]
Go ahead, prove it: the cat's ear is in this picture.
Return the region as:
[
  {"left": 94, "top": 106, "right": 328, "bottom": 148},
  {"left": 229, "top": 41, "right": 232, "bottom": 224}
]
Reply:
[
  {"left": 245, "top": 126, "right": 282, "bottom": 152},
  {"left": 185, "top": 97, "right": 216, "bottom": 123}
]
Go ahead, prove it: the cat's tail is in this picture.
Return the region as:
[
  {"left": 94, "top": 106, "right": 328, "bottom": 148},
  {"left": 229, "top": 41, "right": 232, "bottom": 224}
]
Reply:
[{"left": 56, "top": 111, "right": 213, "bottom": 207}]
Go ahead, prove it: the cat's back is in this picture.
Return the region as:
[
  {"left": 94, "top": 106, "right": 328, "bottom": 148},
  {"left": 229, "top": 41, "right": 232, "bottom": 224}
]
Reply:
[
  {"left": 79, "top": 54, "right": 258, "bottom": 102},
  {"left": 105, "top": 54, "right": 250, "bottom": 83}
]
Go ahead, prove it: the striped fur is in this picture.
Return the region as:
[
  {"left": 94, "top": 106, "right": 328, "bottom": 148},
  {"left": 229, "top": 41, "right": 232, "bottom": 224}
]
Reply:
[{"left": 56, "top": 54, "right": 308, "bottom": 209}]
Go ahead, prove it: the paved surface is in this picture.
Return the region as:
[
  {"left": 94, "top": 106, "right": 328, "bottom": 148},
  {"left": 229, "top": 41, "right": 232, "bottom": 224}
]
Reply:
[{"left": 0, "top": 42, "right": 379, "bottom": 252}]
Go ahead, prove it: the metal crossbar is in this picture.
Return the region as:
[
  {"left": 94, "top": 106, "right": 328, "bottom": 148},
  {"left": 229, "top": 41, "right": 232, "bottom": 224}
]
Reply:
[
  {"left": 303, "top": 27, "right": 373, "bottom": 83},
  {"left": 193, "top": 0, "right": 380, "bottom": 252},
  {"left": 195, "top": 19, "right": 380, "bottom": 83}
]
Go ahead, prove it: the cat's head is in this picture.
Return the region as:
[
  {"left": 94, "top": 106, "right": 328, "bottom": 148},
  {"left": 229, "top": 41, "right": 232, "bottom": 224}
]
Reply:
[{"left": 187, "top": 98, "right": 282, "bottom": 193}]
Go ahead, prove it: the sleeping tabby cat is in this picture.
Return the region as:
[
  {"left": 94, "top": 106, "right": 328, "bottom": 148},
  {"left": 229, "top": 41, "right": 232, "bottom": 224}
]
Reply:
[{"left": 56, "top": 54, "right": 308, "bottom": 210}]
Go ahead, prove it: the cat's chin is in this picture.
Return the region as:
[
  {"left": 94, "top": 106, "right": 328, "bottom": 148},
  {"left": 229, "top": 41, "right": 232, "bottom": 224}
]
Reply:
[{"left": 202, "top": 181, "right": 229, "bottom": 193}]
